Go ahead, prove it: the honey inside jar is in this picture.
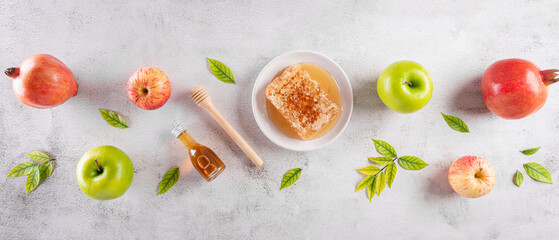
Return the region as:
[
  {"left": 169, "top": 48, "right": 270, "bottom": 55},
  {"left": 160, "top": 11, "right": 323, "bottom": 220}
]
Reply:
[
  {"left": 265, "top": 62, "right": 342, "bottom": 140},
  {"left": 172, "top": 126, "right": 225, "bottom": 182}
]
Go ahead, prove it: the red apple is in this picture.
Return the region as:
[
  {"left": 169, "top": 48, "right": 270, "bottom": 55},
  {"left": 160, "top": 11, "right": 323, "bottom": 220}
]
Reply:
[
  {"left": 126, "top": 67, "right": 171, "bottom": 110},
  {"left": 5, "top": 54, "right": 78, "bottom": 109},
  {"left": 481, "top": 59, "right": 558, "bottom": 119},
  {"left": 448, "top": 156, "right": 496, "bottom": 198}
]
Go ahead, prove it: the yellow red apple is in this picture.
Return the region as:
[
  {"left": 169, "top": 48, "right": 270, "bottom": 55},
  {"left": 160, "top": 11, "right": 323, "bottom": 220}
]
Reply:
[
  {"left": 126, "top": 67, "right": 171, "bottom": 110},
  {"left": 448, "top": 155, "right": 496, "bottom": 198}
]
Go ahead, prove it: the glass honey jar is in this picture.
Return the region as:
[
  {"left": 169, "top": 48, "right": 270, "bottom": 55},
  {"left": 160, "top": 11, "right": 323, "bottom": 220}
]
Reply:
[{"left": 172, "top": 125, "right": 225, "bottom": 182}]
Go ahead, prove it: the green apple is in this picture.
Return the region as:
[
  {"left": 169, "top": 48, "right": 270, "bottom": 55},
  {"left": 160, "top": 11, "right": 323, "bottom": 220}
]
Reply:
[
  {"left": 377, "top": 60, "right": 433, "bottom": 113},
  {"left": 76, "top": 145, "right": 134, "bottom": 200}
]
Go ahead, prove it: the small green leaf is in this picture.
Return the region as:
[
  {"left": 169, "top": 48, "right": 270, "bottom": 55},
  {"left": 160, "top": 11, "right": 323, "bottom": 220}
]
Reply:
[
  {"left": 521, "top": 147, "right": 541, "bottom": 156},
  {"left": 26, "top": 151, "right": 50, "bottom": 162},
  {"left": 280, "top": 168, "right": 302, "bottom": 190},
  {"left": 514, "top": 170, "right": 523, "bottom": 187},
  {"left": 369, "top": 176, "right": 378, "bottom": 201},
  {"left": 158, "top": 168, "right": 180, "bottom": 195},
  {"left": 374, "top": 173, "right": 383, "bottom": 196},
  {"left": 355, "top": 175, "right": 375, "bottom": 192},
  {"left": 385, "top": 163, "right": 397, "bottom": 188},
  {"left": 398, "top": 156, "right": 429, "bottom": 170},
  {"left": 207, "top": 58, "right": 235, "bottom": 84},
  {"left": 39, "top": 161, "right": 54, "bottom": 182},
  {"left": 372, "top": 139, "right": 397, "bottom": 158},
  {"left": 524, "top": 162, "right": 553, "bottom": 184},
  {"left": 7, "top": 162, "right": 39, "bottom": 177},
  {"left": 377, "top": 172, "right": 387, "bottom": 195},
  {"left": 25, "top": 166, "right": 40, "bottom": 195},
  {"left": 99, "top": 109, "right": 128, "bottom": 129},
  {"left": 356, "top": 166, "right": 380, "bottom": 175},
  {"left": 368, "top": 156, "right": 394, "bottom": 165},
  {"left": 441, "top": 112, "right": 469, "bottom": 133},
  {"left": 366, "top": 184, "right": 375, "bottom": 202}
]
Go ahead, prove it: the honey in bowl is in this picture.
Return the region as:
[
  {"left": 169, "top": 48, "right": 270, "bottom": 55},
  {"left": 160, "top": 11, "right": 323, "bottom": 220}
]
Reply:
[{"left": 265, "top": 62, "right": 342, "bottom": 140}]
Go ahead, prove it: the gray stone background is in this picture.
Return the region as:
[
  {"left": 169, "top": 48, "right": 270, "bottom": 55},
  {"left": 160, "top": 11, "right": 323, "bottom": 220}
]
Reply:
[{"left": 1, "top": 0, "right": 559, "bottom": 239}]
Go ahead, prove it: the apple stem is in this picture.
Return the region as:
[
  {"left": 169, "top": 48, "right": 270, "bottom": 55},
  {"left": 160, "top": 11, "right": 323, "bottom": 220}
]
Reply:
[
  {"left": 475, "top": 168, "right": 484, "bottom": 178},
  {"left": 94, "top": 158, "right": 101, "bottom": 173},
  {"left": 404, "top": 81, "right": 413, "bottom": 87},
  {"left": 4, "top": 67, "right": 19, "bottom": 78},
  {"left": 542, "top": 69, "right": 559, "bottom": 86}
]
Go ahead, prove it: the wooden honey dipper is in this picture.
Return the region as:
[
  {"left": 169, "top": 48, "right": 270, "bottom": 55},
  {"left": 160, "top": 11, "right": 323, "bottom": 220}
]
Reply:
[{"left": 190, "top": 86, "right": 264, "bottom": 167}]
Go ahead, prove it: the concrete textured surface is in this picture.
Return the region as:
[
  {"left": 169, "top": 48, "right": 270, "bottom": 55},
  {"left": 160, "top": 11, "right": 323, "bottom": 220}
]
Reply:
[{"left": 1, "top": 0, "right": 559, "bottom": 239}]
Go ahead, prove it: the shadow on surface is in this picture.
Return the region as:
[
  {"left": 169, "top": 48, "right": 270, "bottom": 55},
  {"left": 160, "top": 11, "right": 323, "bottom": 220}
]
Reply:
[
  {"left": 352, "top": 76, "right": 389, "bottom": 113},
  {"left": 451, "top": 76, "right": 491, "bottom": 116},
  {"left": 425, "top": 159, "right": 456, "bottom": 200}
]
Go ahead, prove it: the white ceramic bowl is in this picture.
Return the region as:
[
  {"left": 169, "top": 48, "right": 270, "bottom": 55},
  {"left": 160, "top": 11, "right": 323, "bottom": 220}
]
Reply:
[{"left": 252, "top": 50, "right": 353, "bottom": 151}]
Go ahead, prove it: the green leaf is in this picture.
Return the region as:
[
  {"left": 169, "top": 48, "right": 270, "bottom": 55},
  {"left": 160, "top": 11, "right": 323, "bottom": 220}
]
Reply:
[
  {"left": 377, "top": 172, "right": 387, "bottom": 195},
  {"left": 280, "top": 168, "right": 302, "bottom": 190},
  {"left": 521, "top": 147, "right": 541, "bottom": 156},
  {"left": 7, "top": 162, "right": 38, "bottom": 177},
  {"left": 385, "top": 163, "right": 397, "bottom": 188},
  {"left": 355, "top": 175, "right": 375, "bottom": 192},
  {"left": 26, "top": 151, "right": 50, "bottom": 162},
  {"left": 369, "top": 176, "right": 378, "bottom": 201},
  {"left": 523, "top": 162, "right": 553, "bottom": 184},
  {"left": 441, "top": 112, "right": 469, "bottom": 133},
  {"left": 207, "top": 58, "right": 235, "bottom": 84},
  {"left": 356, "top": 166, "right": 380, "bottom": 175},
  {"left": 39, "top": 161, "right": 54, "bottom": 182},
  {"left": 372, "top": 139, "right": 397, "bottom": 158},
  {"left": 398, "top": 156, "right": 429, "bottom": 170},
  {"left": 99, "top": 109, "right": 128, "bottom": 129},
  {"left": 158, "top": 168, "right": 180, "bottom": 195},
  {"left": 366, "top": 184, "right": 375, "bottom": 202},
  {"left": 368, "top": 156, "right": 394, "bottom": 165},
  {"left": 513, "top": 170, "right": 523, "bottom": 187},
  {"left": 26, "top": 166, "right": 40, "bottom": 195},
  {"left": 374, "top": 173, "right": 384, "bottom": 196}
]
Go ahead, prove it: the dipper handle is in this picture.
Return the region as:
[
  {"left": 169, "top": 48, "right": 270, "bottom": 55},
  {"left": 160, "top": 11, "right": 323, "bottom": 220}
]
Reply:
[{"left": 190, "top": 86, "right": 264, "bottom": 167}]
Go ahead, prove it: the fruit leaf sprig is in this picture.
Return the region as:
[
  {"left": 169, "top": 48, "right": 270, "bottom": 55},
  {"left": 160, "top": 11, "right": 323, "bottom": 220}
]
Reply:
[
  {"left": 207, "top": 58, "right": 235, "bottom": 84},
  {"left": 158, "top": 167, "right": 179, "bottom": 195},
  {"left": 280, "top": 168, "right": 302, "bottom": 190},
  {"left": 99, "top": 109, "right": 128, "bottom": 129},
  {"left": 513, "top": 147, "right": 553, "bottom": 187},
  {"left": 441, "top": 112, "right": 469, "bottom": 133},
  {"left": 7, "top": 151, "right": 55, "bottom": 195},
  {"left": 355, "top": 139, "right": 428, "bottom": 202}
]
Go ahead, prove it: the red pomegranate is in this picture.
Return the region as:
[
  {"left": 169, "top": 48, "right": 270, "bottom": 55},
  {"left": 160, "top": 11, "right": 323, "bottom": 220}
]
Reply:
[
  {"left": 481, "top": 59, "right": 558, "bottom": 119},
  {"left": 5, "top": 54, "right": 78, "bottom": 109}
]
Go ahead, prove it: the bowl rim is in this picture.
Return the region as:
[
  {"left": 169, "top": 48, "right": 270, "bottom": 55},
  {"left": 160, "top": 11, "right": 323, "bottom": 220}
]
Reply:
[{"left": 251, "top": 50, "right": 353, "bottom": 151}]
